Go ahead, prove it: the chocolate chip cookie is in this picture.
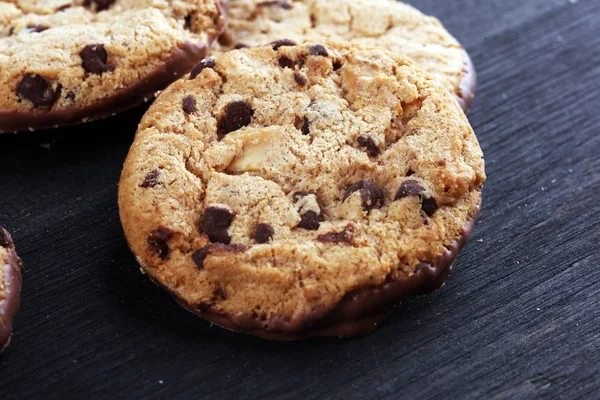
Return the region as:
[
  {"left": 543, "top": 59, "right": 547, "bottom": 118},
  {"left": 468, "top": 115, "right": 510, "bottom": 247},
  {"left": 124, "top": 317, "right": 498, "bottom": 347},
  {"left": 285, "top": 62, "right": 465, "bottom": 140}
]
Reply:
[
  {"left": 0, "top": 0, "right": 228, "bottom": 133},
  {"left": 1, "top": 227, "right": 24, "bottom": 353},
  {"left": 218, "top": 0, "right": 476, "bottom": 111},
  {"left": 119, "top": 41, "right": 486, "bottom": 339}
]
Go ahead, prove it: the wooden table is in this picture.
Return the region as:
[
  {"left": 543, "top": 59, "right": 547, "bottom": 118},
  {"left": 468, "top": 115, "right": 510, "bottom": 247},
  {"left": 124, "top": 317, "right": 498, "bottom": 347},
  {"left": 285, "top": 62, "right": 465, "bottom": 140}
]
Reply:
[{"left": 1, "top": 1, "right": 598, "bottom": 398}]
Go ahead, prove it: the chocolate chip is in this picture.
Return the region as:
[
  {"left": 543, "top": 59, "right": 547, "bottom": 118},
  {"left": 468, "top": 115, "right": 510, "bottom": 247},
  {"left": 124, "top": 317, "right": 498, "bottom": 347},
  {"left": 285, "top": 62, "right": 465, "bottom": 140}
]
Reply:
[
  {"left": 0, "top": 229, "right": 8, "bottom": 248},
  {"left": 80, "top": 44, "right": 114, "bottom": 75},
  {"left": 294, "top": 72, "right": 306, "bottom": 86},
  {"left": 140, "top": 169, "right": 160, "bottom": 188},
  {"left": 344, "top": 180, "right": 384, "bottom": 212},
  {"left": 182, "top": 95, "right": 197, "bottom": 115},
  {"left": 201, "top": 207, "right": 235, "bottom": 244},
  {"left": 234, "top": 43, "right": 249, "bottom": 49},
  {"left": 394, "top": 180, "right": 425, "bottom": 200},
  {"left": 184, "top": 14, "right": 193, "bottom": 30},
  {"left": 84, "top": 0, "right": 116, "bottom": 11},
  {"left": 253, "top": 223, "right": 274, "bottom": 244},
  {"left": 317, "top": 225, "right": 354, "bottom": 244},
  {"left": 357, "top": 136, "right": 380, "bottom": 157},
  {"left": 298, "top": 210, "right": 324, "bottom": 230},
  {"left": 57, "top": 5, "right": 71, "bottom": 12},
  {"left": 421, "top": 197, "right": 438, "bottom": 217},
  {"left": 66, "top": 91, "right": 76, "bottom": 101},
  {"left": 190, "top": 58, "right": 215, "bottom": 79},
  {"left": 148, "top": 227, "right": 172, "bottom": 259},
  {"left": 301, "top": 117, "right": 310, "bottom": 135},
  {"left": 258, "top": 0, "right": 292, "bottom": 9},
  {"left": 192, "top": 247, "right": 211, "bottom": 269},
  {"left": 193, "top": 243, "right": 247, "bottom": 268},
  {"left": 394, "top": 179, "right": 438, "bottom": 216},
  {"left": 217, "top": 101, "right": 254, "bottom": 138},
  {"left": 272, "top": 39, "right": 296, "bottom": 50},
  {"left": 309, "top": 44, "right": 329, "bottom": 57},
  {"left": 333, "top": 59, "right": 343, "bottom": 70},
  {"left": 16, "top": 74, "right": 61, "bottom": 109},
  {"left": 278, "top": 55, "right": 294, "bottom": 69},
  {"left": 294, "top": 192, "right": 325, "bottom": 230},
  {"left": 26, "top": 25, "right": 49, "bottom": 33}
]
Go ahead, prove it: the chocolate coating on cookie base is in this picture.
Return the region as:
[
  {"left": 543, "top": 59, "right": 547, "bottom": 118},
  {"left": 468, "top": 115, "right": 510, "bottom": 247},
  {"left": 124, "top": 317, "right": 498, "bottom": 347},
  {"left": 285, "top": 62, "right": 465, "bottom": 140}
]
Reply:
[
  {"left": 0, "top": 41, "right": 208, "bottom": 133},
  {"left": 0, "top": 227, "right": 24, "bottom": 353},
  {"left": 174, "top": 199, "right": 481, "bottom": 341},
  {"left": 456, "top": 49, "right": 477, "bottom": 113}
]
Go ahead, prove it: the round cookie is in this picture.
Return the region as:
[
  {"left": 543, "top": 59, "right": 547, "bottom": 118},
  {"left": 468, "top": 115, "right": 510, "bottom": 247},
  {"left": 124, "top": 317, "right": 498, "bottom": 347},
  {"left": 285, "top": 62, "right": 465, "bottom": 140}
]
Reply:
[
  {"left": 119, "top": 41, "right": 486, "bottom": 339},
  {"left": 1, "top": 227, "right": 24, "bottom": 353},
  {"left": 0, "top": 0, "right": 228, "bottom": 133},
  {"left": 218, "top": 0, "right": 476, "bottom": 111}
]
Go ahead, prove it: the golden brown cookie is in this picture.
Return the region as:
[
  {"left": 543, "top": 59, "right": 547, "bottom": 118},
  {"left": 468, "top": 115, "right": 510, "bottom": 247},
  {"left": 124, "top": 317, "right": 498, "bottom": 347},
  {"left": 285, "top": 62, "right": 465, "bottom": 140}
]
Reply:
[
  {"left": 119, "top": 41, "right": 485, "bottom": 340},
  {"left": 0, "top": 0, "right": 228, "bottom": 133},
  {"left": 218, "top": 0, "right": 476, "bottom": 111},
  {"left": 0, "top": 227, "right": 24, "bottom": 353}
]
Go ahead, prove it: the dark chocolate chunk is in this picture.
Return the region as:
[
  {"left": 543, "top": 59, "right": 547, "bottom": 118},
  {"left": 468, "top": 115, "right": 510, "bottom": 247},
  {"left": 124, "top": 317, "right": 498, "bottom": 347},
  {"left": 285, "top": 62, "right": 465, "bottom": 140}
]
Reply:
[
  {"left": 148, "top": 227, "right": 172, "bottom": 259},
  {"left": 344, "top": 180, "right": 384, "bottom": 212},
  {"left": 192, "top": 247, "right": 211, "bottom": 269},
  {"left": 394, "top": 179, "right": 425, "bottom": 200},
  {"left": 253, "top": 223, "right": 274, "bottom": 244},
  {"left": 278, "top": 55, "right": 295, "bottom": 69},
  {"left": 217, "top": 100, "right": 254, "bottom": 138},
  {"left": 421, "top": 197, "right": 438, "bottom": 217},
  {"left": 192, "top": 243, "right": 247, "bottom": 269},
  {"left": 294, "top": 72, "right": 306, "bottom": 86},
  {"left": 16, "top": 74, "right": 61, "bottom": 109},
  {"left": 301, "top": 117, "right": 310, "bottom": 135},
  {"left": 201, "top": 207, "right": 235, "bottom": 244},
  {"left": 394, "top": 179, "right": 438, "bottom": 216},
  {"left": 140, "top": 169, "right": 160, "bottom": 188},
  {"left": 298, "top": 210, "right": 324, "bottom": 230},
  {"left": 234, "top": 43, "right": 249, "bottom": 49},
  {"left": 26, "top": 25, "right": 49, "bottom": 33},
  {"left": 333, "top": 59, "right": 343, "bottom": 70},
  {"left": 184, "top": 14, "right": 193, "bottom": 30},
  {"left": 257, "top": 0, "right": 292, "bottom": 9},
  {"left": 309, "top": 44, "right": 329, "bottom": 57},
  {"left": 190, "top": 58, "right": 215, "bottom": 79},
  {"left": 83, "top": 0, "right": 116, "bottom": 11},
  {"left": 182, "top": 95, "right": 197, "bottom": 115},
  {"left": 271, "top": 39, "right": 296, "bottom": 50},
  {"left": 293, "top": 192, "right": 325, "bottom": 230},
  {"left": 357, "top": 136, "right": 381, "bottom": 157},
  {"left": 80, "top": 44, "right": 114, "bottom": 75},
  {"left": 317, "top": 225, "right": 355, "bottom": 244}
]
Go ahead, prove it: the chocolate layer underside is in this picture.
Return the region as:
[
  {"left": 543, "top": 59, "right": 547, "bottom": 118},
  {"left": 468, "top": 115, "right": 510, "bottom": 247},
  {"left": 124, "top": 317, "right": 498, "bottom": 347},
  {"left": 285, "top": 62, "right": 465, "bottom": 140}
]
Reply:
[
  {"left": 0, "top": 41, "right": 207, "bottom": 133},
  {"left": 171, "top": 199, "right": 482, "bottom": 341},
  {"left": 456, "top": 49, "right": 477, "bottom": 113},
  {"left": 0, "top": 227, "right": 24, "bottom": 354}
]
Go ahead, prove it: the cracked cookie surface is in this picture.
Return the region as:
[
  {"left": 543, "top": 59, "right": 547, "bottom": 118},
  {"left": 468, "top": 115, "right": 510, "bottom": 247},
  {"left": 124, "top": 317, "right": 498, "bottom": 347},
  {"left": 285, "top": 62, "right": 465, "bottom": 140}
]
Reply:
[
  {"left": 1, "top": 227, "right": 23, "bottom": 353},
  {"left": 218, "top": 0, "right": 476, "bottom": 111},
  {"left": 0, "top": 0, "right": 228, "bottom": 133},
  {"left": 119, "top": 41, "right": 485, "bottom": 339}
]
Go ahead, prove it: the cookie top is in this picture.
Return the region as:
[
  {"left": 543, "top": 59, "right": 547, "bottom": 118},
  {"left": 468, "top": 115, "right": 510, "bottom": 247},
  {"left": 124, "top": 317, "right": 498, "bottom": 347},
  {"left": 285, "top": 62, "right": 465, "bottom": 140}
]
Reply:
[
  {"left": 218, "top": 0, "right": 475, "bottom": 111},
  {"left": 0, "top": 227, "right": 24, "bottom": 353},
  {"left": 0, "top": 0, "right": 228, "bottom": 133},
  {"left": 119, "top": 41, "right": 485, "bottom": 339}
]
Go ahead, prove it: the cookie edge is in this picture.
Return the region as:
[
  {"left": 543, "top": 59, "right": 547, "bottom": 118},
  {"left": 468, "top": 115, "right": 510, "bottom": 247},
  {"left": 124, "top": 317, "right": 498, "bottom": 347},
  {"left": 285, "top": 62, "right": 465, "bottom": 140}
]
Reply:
[
  {"left": 456, "top": 49, "right": 477, "bottom": 113},
  {"left": 169, "top": 196, "right": 482, "bottom": 340},
  {"left": 0, "top": 227, "right": 24, "bottom": 354}
]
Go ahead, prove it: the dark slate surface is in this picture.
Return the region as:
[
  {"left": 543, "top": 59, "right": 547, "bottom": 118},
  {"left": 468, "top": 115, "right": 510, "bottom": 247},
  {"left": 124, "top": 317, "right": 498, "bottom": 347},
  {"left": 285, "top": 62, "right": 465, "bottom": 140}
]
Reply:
[{"left": 1, "top": 1, "right": 599, "bottom": 399}]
